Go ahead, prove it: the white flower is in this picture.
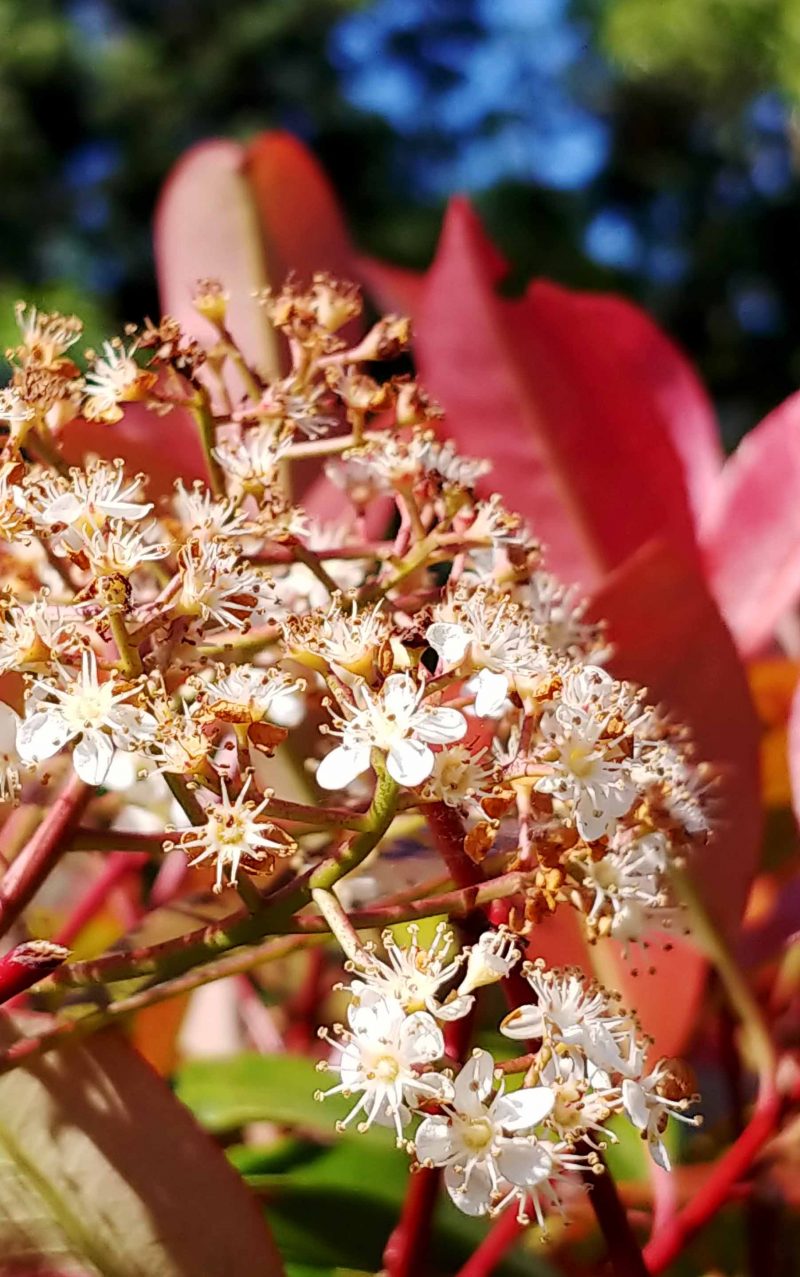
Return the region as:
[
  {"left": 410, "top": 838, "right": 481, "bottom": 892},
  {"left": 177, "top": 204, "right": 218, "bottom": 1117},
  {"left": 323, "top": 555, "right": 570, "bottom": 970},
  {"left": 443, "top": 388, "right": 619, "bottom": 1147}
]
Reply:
[
  {"left": 529, "top": 694, "right": 636, "bottom": 842},
  {"left": 14, "top": 302, "right": 82, "bottom": 361},
  {"left": 423, "top": 744, "right": 496, "bottom": 814},
  {"left": 178, "top": 775, "right": 292, "bottom": 892},
  {"left": 501, "top": 963, "right": 638, "bottom": 1083},
  {"left": 83, "top": 340, "right": 156, "bottom": 423},
  {"left": 317, "top": 672, "right": 467, "bottom": 790},
  {"left": 146, "top": 698, "right": 215, "bottom": 777},
  {"left": 621, "top": 1062, "right": 698, "bottom": 1171},
  {"left": 414, "top": 1049, "right": 555, "bottom": 1217},
  {"left": 525, "top": 571, "right": 606, "bottom": 661},
  {"left": 21, "top": 459, "right": 152, "bottom": 548},
  {"left": 177, "top": 541, "right": 272, "bottom": 632},
  {"left": 173, "top": 481, "right": 256, "bottom": 543},
  {"left": 212, "top": 426, "right": 292, "bottom": 498},
  {"left": 203, "top": 664, "right": 306, "bottom": 728},
  {"left": 0, "top": 600, "right": 66, "bottom": 672},
  {"left": 317, "top": 994, "right": 449, "bottom": 1141},
  {"left": 427, "top": 590, "right": 544, "bottom": 718},
  {"left": 583, "top": 831, "right": 673, "bottom": 942},
  {"left": 285, "top": 598, "right": 388, "bottom": 676},
  {"left": 634, "top": 739, "right": 710, "bottom": 838},
  {"left": 77, "top": 519, "right": 169, "bottom": 576},
  {"left": 347, "top": 923, "right": 473, "bottom": 1023},
  {"left": 457, "top": 929, "right": 520, "bottom": 998},
  {"left": 17, "top": 649, "right": 156, "bottom": 784}
]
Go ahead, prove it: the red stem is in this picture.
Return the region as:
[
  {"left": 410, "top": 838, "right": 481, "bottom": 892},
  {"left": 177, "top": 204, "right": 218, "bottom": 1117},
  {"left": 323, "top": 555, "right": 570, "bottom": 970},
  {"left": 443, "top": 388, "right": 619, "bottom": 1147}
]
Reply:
[
  {"left": 643, "top": 1088, "right": 783, "bottom": 1273},
  {"left": 55, "top": 851, "right": 150, "bottom": 947},
  {"left": 0, "top": 775, "right": 91, "bottom": 940},
  {"left": 455, "top": 1206, "right": 523, "bottom": 1277},
  {"left": 0, "top": 940, "right": 69, "bottom": 1004}
]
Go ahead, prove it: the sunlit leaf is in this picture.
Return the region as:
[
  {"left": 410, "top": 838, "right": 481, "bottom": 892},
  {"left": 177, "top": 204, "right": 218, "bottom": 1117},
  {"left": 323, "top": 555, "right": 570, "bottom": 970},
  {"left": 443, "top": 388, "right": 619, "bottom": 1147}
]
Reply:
[
  {"left": 0, "top": 1027, "right": 281, "bottom": 1276},
  {"left": 414, "top": 198, "right": 706, "bottom": 590}
]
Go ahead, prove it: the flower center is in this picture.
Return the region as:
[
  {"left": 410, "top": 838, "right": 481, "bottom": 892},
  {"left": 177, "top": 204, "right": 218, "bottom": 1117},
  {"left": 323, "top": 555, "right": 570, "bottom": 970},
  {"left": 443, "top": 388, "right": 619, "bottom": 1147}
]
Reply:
[
  {"left": 460, "top": 1117, "right": 494, "bottom": 1152},
  {"left": 566, "top": 741, "right": 596, "bottom": 778},
  {"left": 61, "top": 686, "right": 114, "bottom": 729},
  {"left": 373, "top": 1054, "right": 401, "bottom": 1083}
]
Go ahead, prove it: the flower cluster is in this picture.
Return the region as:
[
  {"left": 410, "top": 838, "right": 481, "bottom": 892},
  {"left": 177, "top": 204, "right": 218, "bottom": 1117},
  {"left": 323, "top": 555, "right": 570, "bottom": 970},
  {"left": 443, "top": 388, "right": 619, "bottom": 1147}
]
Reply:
[
  {"left": 0, "top": 276, "right": 707, "bottom": 1235},
  {"left": 318, "top": 929, "right": 699, "bottom": 1224}
]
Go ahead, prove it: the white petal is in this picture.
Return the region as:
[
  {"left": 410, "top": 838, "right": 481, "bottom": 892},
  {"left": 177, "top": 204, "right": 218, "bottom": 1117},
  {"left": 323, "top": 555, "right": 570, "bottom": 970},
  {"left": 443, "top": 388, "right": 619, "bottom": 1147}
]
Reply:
[
  {"left": 386, "top": 738, "right": 434, "bottom": 788},
  {"left": 473, "top": 669, "right": 509, "bottom": 719},
  {"left": 493, "top": 1086, "right": 555, "bottom": 1132},
  {"left": 445, "top": 1162, "right": 493, "bottom": 1216},
  {"left": 381, "top": 673, "right": 419, "bottom": 720},
  {"left": 622, "top": 1079, "right": 650, "bottom": 1131},
  {"left": 73, "top": 731, "right": 114, "bottom": 785},
  {"left": 454, "top": 1049, "right": 495, "bottom": 1113},
  {"left": 110, "top": 704, "right": 158, "bottom": 744},
  {"left": 17, "top": 709, "right": 74, "bottom": 763},
  {"left": 415, "top": 1115, "right": 456, "bottom": 1166},
  {"left": 431, "top": 993, "right": 475, "bottom": 1022},
  {"left": 41, "top": 493, "right": 83, "bottom": 525},
  {"left": 316, "top": 743, "right": 371, "bottom": 790},
  {"left": 496, "top": 1137, "right": 553, "bottom": 1187},
  {"left": 411, "top": 1071, "right": 455, "bottom": 1105},
  {"left": 399, "top": 1011, "right": 444, "bottom": 1064},
  {"left": 648, "top": 1134, "right": 672, "bottom": 1172},
  {"left": 500, "top": 1004, "right": 544, "bottom": 1041},
  {"left": 426, "top": 622, "right": 471, "bottom": 667},
  {"left": 414, "top": 706, "right": 468, "bottom": 746},
  {"left": 267, "top": 690, "right": 305, "bottom": 728}
]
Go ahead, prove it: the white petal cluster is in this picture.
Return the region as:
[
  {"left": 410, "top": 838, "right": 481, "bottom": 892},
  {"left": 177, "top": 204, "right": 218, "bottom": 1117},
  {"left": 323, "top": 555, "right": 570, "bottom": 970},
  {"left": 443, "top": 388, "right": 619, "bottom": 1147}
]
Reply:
[
  {"left": 17, "top": 649, "right": 156, "bottom": 785},
  {"left": 317, "top": 672, "right": 467, "bottom": 790}
]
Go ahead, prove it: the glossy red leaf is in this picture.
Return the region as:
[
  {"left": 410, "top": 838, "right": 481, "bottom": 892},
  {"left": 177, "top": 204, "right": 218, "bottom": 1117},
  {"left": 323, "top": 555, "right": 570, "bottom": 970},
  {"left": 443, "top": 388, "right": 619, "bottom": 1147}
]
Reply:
[
  {"left": 414, "top": 199, "right": 707, "bottom": 589},
  {"left": 592, "top": 538, "right": 762, "bottom": 938},
  {"left": 701, "top": 390, "right": 800, "bottom": 656}
]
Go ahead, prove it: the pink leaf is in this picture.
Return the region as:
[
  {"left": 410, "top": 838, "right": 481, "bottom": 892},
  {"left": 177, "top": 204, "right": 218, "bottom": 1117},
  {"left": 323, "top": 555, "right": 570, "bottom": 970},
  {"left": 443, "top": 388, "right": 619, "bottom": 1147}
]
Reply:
[
  {"left": 592, "top": 539, "right": 762, "bottom": 938},
  {"left": 701, "top": 390, "right": 800, "bottom": 656},
  {"left": 155, "top": 139, "right": 279, "bottom": 380},
  {"left": 414, "top": 199, "right": 706, "bottom": 589}
]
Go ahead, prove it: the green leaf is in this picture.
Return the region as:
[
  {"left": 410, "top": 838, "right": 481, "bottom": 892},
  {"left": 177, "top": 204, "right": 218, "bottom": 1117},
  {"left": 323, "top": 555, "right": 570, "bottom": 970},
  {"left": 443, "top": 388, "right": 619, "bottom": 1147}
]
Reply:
[
  {"left": 176, "top": 1050, "right": 389, "bottom": 1142},
  {"left": 0, "top": 1027, "right": 281, "bottom": 1276}
]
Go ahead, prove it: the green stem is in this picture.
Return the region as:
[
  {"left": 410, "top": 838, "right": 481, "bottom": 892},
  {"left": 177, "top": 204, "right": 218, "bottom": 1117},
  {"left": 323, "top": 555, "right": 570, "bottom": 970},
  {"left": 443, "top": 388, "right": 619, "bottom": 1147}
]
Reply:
[
  {"left": 309, "top": 756, "right": 398, "bottom": 891},
  {"left": 108, "top": 612, "right": 142, "bottom": 677},
  {"left": 189, "top": 392, "right": 225, "bottom": 496}
]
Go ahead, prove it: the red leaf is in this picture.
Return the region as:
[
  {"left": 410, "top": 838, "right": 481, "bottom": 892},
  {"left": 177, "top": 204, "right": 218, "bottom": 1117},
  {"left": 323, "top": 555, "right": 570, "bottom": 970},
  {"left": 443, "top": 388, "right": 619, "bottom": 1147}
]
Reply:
[
  {"left": 592, "top": 539, "right": 762, "bottom": 938},
  {"left": 530, "top": 913, "right": 707, "bottom": 1058},
  {"left": 355, "top": 253, "right": 427, "bottom": 318},
  {"left": 154, "top": 138, "right": 279, "bottom": 380},
  {"left": 61, "top": 403, "right": 206, "bottom": 500},
  {"left": 701, "top": 390, "right": 800, "bottom": 656},
  {"left": 244, "top": 132, "right": 357, "bottom": 291},
  {"left": 414, "top": 199, "right": 706, "bottom": 589}
]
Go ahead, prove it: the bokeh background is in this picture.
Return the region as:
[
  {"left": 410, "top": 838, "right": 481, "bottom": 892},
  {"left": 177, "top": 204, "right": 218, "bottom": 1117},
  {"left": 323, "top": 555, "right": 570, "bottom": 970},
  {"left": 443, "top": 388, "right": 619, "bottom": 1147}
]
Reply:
[{"left": 3, "top": 0, "right": 799, "bottom": 443}]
